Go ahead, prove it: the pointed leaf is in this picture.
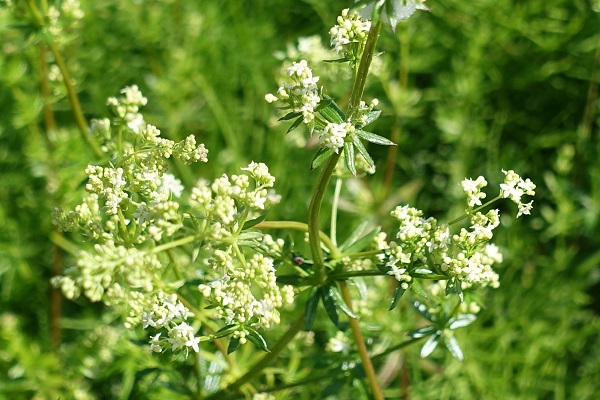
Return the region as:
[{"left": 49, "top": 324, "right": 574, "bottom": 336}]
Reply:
[
  {"left": 448, "top": 314, "right": 477, "bottom": 330},
  {"left": 314, "top": 97, "right": 333, "bottom": 111},
  {"left": 321, "top": 286, "right": 339, "bottom": 326},
  {"left": 311, "top": 147, "right": 334, "bottom": 170},
  {"left": 411, "top": 280, "right": 428, "bottom": 298},
  {"left": 360, "top": 110, "right": 382, "bottom": 128},
  {"left": 356, "top": 129, "right": 395, "bottom": 146},
  {"left": 344, "top": 142, "right": 356, "bottom": 176},
  {"left": 242, "top": 212, "right": 268, "bottom": 230},
  {"left": 318, "top": 95, "right": 346, "bottom": 123},
  {"left": 445, "top": 336, "right": 464, "bottom": 361},
  {"left": 245, "top": 327, "right": 270, "bottom": 352},
  {"left": 227, "top": 337, "right": 241, "bottom": 354},
  {"left": 352, "top": 135, "right": 375, "bottom": 171},
  {"left": 339, "top": 221, "right": 370, "bottom": 252},
  {"left": 327, "top": 283, "right": 358, "bottom": 319},
  {"left": 342, "top": 226, "right": 380, "bottom": 255},
  {"left": 216, "top": 324, "right": 238, "bottom": 336},
  {"left": 279, "top": 111, "right": 301, "bottom": 121},
  {"left": 286, "top": 117, "right": 304, "bottom": 134},
  {"left": 389, "top": 282, "right": 407, "bottom": 311},
  {"left": 420, "top": 333, "right": 440, "bottom": 358},
  {"left": 406, "top": 325, "right": 437, "bottom": 339},
  {"left": 304, "top": 289, "right": 320, "bottom": 331},
  {"left": 323, "top": 58, "right": 350, "bottom": 63}
]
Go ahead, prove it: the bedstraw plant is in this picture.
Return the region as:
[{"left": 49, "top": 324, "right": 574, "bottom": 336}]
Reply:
[{"left": 16, "top": 0, "right": 539, "bottom": 398}]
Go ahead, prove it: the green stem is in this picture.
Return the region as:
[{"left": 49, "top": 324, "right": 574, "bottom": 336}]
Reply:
[
  {"left": 308, "top": 153, "right": 341, "bottom": 283},
  {"left": 307, "top": 19, "right": 383, "bottom": 285},
  {"left": 255, "top": 220, "right": 341, "bottom": 259},
  {"left": 152, "top": 234, "right": 197, "bottom": 253},
  {"left": 339, "top": 281, "right": 384, "bottom": 400},
  {"left": 330, "top": 176, "right": 343, "bottom": 247}
]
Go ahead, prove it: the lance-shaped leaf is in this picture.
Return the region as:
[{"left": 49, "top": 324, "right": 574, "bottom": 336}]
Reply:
[
  {"left": 344, "top": 141, "right": 357, "bottom": 176},
  {"left": 352, "top": 134, "right": 375, "bottom": 171},
  {"left": 246, "top": 327, "right": 270, "bottom": 352},
  {"left": 410, "top": 280, "right": 428, "bottom": 298},
  {"left": 444, "top": 336, "right": 464, "bottom": 361},
  {"left": 406, "top": 324, "right": 437, "bottom": 338},
  {"left": 342, "top": 226, "right": 380, "bottom": 255},
  {"left": 304, "top": 288, "right": 320, "bottom": 331},
  {"left": 278, "top": 111, "right": 302, "bottom": 121},
  {"left": 327, "top": 283, "right": 358, "bottom": 319},
  {"left": 242, "top": 212, "right": 268, "bottom": 230},
  {"left": 227, "top": 337, "right": 241, "bottom": 354},
  {"left": 318, "top": 95, "right": 346, "bottom": 123},
  {"left": 321, "top": 286, "right": 339, "bottom": 326},
  {"left": 356, "top": 129, "right": 395, "bottom": 146},
  {"left": 420, "top": 332, "right": 441, "bottom": 358},
  {"left": 389, "top": 282, "right": 408, "bottom": 311},
  {"left": 448, "top": 314, "right": 477, "bottom": 330},
  {"left": 311, "top": 147, "right": 334, "bottom": 170},
  {"left": 359, "top": 110, "right": 382, "bottom": 128},
  {"left": 287, "top": 116, "right": 303, "bottom": 134}
]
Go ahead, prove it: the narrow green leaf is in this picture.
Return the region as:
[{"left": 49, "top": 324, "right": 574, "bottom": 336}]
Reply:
[
  {"left": 339, "top": 221, "right": 370, "bottom": 252},
  {"left": 356, "top": 129, "right": 395, "bottom": 146},
  {"left": 278, "top": 111, "right": 301, "bottom": 121},
  {"left": 411, "top": 280, "right": 428, "bottom": 298},
  {"left": 318, "top": 96, "right": 345, "bottom": 123},
  {"left": 420, "top": 333, "right": 440, "bottom": 358},
  {"left": 242, "top": 213, "right": 268, "bottom": 230},
  {"left": 448, "top": 314, "right": 477, "bottom": 330},
  {"left": 445, "top": 336, "right": 464, "bottom": 361},
  {"left": 314, "top": 97, "right": 333, "bottom": 111},
  {"left": 286, "top": 117, "right": 303, "bottom": 134},
  {"left": 344, "top": 142, "right": 356, "bottom": 176},
  {"left": 406, "top": 325, "right": 437, "bottom": 339},
  {"left": 327, "top": 283, "right": 358, "bottom": 319},
  {"left": 311, "top": 147, "right": 334, "bottom": 170},
  {"left": 389, "top": 282, "right": 407, "bottom": 311},
  {"left": 321, "top": 286, "right": 339, "bottom": 326},
  {"left": 216, "top": 324, "right": 238, "bottom": 335},
  {"left": 323, "top": 58, "right": 350, "bottom": 63},
  {"left": 275, "top": 274, "right": 305, "bottom": 286},
  {"left": 304, "top": 289, "right": 320, "bottom": 331},
  {"left": 227, "top": 337, "right": 241, "bottom": 354},
  {"left": 342, "top": 226, "right": 381, "bottom": 255},
  {"left": 352, "top": 135, "right": 375, "bottom": 170},
  {"left": 245, "top": 327, "right": 270, "bottom": 352},
  {"left": 360, "top": 110, "right": 382, "bottom": 128}
]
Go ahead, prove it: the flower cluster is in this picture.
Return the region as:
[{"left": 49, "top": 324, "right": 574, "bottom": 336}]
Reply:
[
  {"left": 379, "top": 171, "right": 535, "bottom": 290},
  {"left": 51, "top": 240, "right": 162, "bottom": 302},
  {"left": 189, "top": 162, "right": 281, "bottom": 240},
  {"left": 318, "top": 122, "right": 354, "bottom": 153},
  {"left": 141, "top": 292, "right": 200, "bottom": 354},
  {"left": 265, "top": 60, "right": 321, "bottom": 128},
  {"left": 500, "top": 169, "right": 536, "bottom": 217},
  {"left": 198, "top": 252, "right": 295, "bottom": 329},
  {"left": 329, "top": 8, "right": 371, "bottom": 59}
]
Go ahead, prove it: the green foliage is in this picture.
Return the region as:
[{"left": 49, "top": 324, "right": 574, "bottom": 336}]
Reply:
[{"left": 1, "top": 0, "right": 599, "bottom": 398}]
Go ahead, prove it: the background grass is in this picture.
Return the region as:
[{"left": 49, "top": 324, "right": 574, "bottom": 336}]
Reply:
[{"left": 1, "top": 0, "right": 599, "bottom": 398}]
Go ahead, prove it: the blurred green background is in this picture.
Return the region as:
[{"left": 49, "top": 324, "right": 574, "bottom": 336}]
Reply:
[{"left": 1, "top": 0, "right": 599, "bottom": 398}]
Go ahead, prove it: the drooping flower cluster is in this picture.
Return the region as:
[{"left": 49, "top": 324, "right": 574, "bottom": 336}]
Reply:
[
  {"left": 329, "top": 8, "right": 371, "bottom": 59},
  {"left": 265, "top": 60, "right": 321, "bottom": 127}
]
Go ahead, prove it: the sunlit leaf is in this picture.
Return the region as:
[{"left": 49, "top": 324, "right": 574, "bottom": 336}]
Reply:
[
  {"left": 311, "top": 147, "right": 334, "bottom": 170},
  {"left": 356, "top": 129, "right": 395, "bottom": 146},
  {"left": 420, "top": 332, "right": 440, "bottom": 358},
  {"left": 246, "top": 327, "right": 270, "bottom": 352},
  {"left": 389, "top": 282, "right": 407, "bottom": 310},
  {"left": 344, "top": 142, "right": 356, "bottom": 176},
  {"left": 448, "top": 314, "right": 477, "bottom": 330},
  {"left": 327, "top": 283, "right": 358, "bottom": 319},
  {"left": 445, "top": 336, "right": 464, "bottom": 361}
]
